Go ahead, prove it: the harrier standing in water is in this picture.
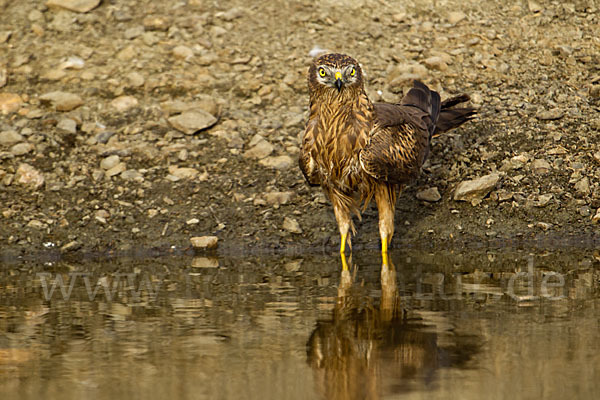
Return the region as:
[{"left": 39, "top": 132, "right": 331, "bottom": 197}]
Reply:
[{"left": 299, "top": 53, "right": 475, "bottom": 265}]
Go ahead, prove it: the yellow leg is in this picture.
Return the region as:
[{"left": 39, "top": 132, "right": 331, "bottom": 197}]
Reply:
[
  {"left": 340, "top": 252, "right": 349, "bottom": 271},
  {"left": 381, "top": 236, "right": 389, "bottom": 266},
  {"left": 340, "top": 232, "right": 347, "bottom": 254},
  {"left": 333, "top": 202, "right": 351, "bottom": 256}
]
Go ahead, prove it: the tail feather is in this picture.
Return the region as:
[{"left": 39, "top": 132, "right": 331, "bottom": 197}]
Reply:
[
  {"left": 401, "top": 80, "right": 441, "bottom": 136},
  {"left": 441, "top": 94, "right": 471, "bottom": 109},
  {"left": 435, "top": 94, "right": 476, "bottom": 135},
  {"left": 400, "top": 81, "right": 475, "bottom": 137}
]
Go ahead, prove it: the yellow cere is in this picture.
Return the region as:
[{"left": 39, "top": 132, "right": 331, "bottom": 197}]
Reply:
[{"left": 335, "top": 71, "right": 342, "bottom": 80}]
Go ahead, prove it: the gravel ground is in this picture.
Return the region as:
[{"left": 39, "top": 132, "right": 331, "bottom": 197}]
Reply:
[{"left": 1, "top": 0, "right": 599, "bottom": 258}]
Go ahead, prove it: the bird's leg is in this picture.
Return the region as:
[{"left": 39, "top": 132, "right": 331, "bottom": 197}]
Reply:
[
  {"left": 333, "top": 204, "right": 352, "bottom": 255},
  {"left": 382, "top": 251, "right": 389, "bottom": 267},
  {"left": 340, "top": 252, "right": 349, "bottom": 271},
  {"left": 340, "top": 253, "right": 352, "bottom": 276},
  {"left": 375, "top": 185, "right": 397, "bottom": 265}
]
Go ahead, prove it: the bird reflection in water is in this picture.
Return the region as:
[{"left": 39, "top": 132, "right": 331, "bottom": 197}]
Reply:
[{"left": 307, "top": 254, "right": 479, "bottom": 400}]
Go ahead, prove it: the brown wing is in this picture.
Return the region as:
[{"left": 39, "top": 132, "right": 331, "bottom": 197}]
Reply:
[
  {"left": 299, "top": 119, "right": 321, "bottom": 186},
  {"left": 359, "top": 103, "right": 431, "bottom": 184},
  {"left": 359, "top": 81, "right": 446, "bottom": 184}
]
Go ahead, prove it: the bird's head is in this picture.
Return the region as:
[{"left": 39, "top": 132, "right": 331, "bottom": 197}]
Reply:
[{"left": 308, "top": 53, "right": 364, "bottom": 99}]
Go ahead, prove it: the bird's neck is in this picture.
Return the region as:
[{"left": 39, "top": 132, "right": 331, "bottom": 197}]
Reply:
[{"left": 310, "top": 88, "right": 373, "bottom": 122}]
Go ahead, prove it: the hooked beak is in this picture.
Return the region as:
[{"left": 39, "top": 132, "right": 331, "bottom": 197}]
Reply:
[{"left": 334, "top": 71, "right": 343, "bottom": 92}]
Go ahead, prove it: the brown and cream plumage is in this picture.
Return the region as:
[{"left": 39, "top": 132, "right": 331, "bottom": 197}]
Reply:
[{"left": 299, "top": 53, "right": 475, "bottom": 264}]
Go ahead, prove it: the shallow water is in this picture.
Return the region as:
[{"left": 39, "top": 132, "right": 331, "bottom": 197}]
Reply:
[{"left": 1, "top": 249, "right": 599, "bottom": 400}]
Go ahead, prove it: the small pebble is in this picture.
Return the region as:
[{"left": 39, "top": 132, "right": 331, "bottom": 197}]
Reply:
[
  {"left": 100, "top": 155, "right": 120, "bottom": 170},
  {"left": 190, "top": 236, "right": 219, "bottom": 249},
  {"left": 57, "top": 118, "right": 77, "bottom": 133},
  {"left": 282, "top": 217, "right": 302, "bottom": 234}
]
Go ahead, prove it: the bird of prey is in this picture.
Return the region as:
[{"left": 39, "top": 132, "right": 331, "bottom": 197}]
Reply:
[{"left": 299, "top": 53, "right": 475, "bottom": 264}]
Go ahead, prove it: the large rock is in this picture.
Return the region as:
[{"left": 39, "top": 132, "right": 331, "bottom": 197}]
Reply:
[
  {"left": 168, "top": 110, "right": 217, "bottom": 134},
  {"left": 46, "top": 0, "right": 101, "bottom": 13},
  {"left": 39, "top": 91, "right": 83, "bottom": 111},
  {"left": 454, "top": 173, "right": 500, "bottom": 202}
]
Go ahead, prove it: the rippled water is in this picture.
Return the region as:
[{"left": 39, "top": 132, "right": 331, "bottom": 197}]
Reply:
[{"left": 1, "top": 249, "right": 599, "bottom": 399}]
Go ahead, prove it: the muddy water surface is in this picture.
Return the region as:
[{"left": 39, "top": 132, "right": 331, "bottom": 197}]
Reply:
[{"left": 1, "top": 249, "right": 599, "bottom": 399}]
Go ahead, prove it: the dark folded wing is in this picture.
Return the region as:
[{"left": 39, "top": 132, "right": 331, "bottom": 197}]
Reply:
[{"left": 359, "top": 103, "right": 431, "bottom": 185}]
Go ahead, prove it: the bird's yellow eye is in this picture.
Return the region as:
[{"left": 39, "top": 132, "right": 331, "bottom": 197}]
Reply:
[
  {"left": 350, "top": 68, "right": 356, "bottom": 76},
  {"left": 318, "top": 67, "right": 326, "bottom": 77}
]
